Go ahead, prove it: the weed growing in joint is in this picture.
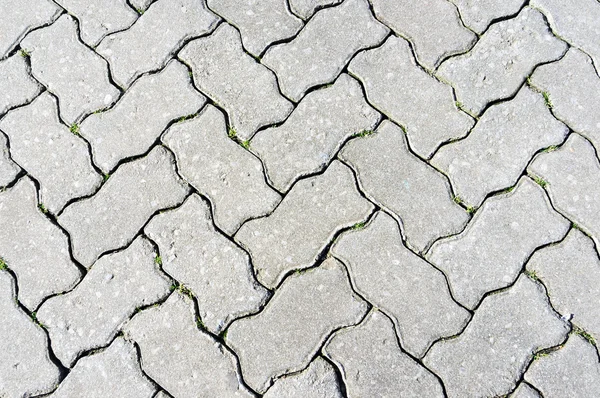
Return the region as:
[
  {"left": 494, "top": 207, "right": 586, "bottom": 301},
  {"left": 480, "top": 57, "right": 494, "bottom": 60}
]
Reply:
[
  {"left": 38, "top": 203, "right": 48, "bottom": 214},
  {"left": 228, "top": 127, "right": 237, "bottom": 139},
  {"left": 70, "top": 124, "right": 80, "bottom": 136},
  {"left": 0, "top": 257, "right": 7, "bottom": 271},
  {"left": 524, "top": 269, "right": 540, "bottom": 281},
  {"left": 573, "top": 325, "right": 596, "bottom": 345},
  {"left": 154, "top": 256, "right": 162, "bottom": 266},
  {"left": 542, "top": 92, "right": 553, "bottom": 109},
  {"left": 19, "top": 49, "right": 30, "bottom": 58},
  {"left": 532, "top": 175, "right": 548, "bottom": 189},
  {"left": 351, "top": 221, "right": 367, "bottom": 230},
  {"left": 354, "top": 129, "right": 375, "bottom": 138},
  {"left": 241, "top": 140, "right": 250, "bottom": 149}
]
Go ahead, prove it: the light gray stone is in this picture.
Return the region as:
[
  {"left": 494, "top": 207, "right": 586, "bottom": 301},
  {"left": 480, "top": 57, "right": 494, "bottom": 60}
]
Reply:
[
  {"left": 130, "top": 0, "right": 153, "bottom": 12},
  {"left": 451, "top": 0, "right": 526, "bottom": 34},
  {"left": 428, "top": 177, "right": 570, "bottom": 309},
  {"left": 144, "top": 194, "right": 269, "bottom": 334},
  {"left": 324, "top": 310, "right": 444, "bottom": 398},
  {"left": 21, "top": 15, "right": 120, "bottom": 125},
  {"left": 332, "top": 211, "right": 470, "bottom": 358},
  {"left": 263, "top": 357, "right": 342, "bottom": 398},
  {"left": 263, "top": 0, "right": 389, "bottom": 102},
  {"left": 0, "top": 133, "right": 20, "bottom": 188},
  {"left": 235, "top": 160, "right": 374, "bottom": 289},
  {"left": 348, "top": 36, "right": 474, "bottom": 158},
  {"left": 227, "top": 257, "right": 367, "bottom": 393},
  {"left": 288, "top": 0, "right": 342, "bottom": 19},
  {"left": 0, "top": 54, "right": 40, "bottom": 116},
  {"left": 511, "top": 383, "right": 542, "bottom": 398},
  {"left": 163, "top": 105, "right": 280, "bottom": 235},
  {"left": 251, "top": 73, "right": 380, "bottom": 192},
  {"left": 424, "top": 275, "right": 569, "bottom": 398},
  {"left": 153, "top": 392, "right": 169, "bottom": 398},
  {"left": 340, "top": 120, "right": 469, "bottom": 253},
  {"left": 437, "top": 7, "right": 567, "bottom": 115},
  {"left": 80, "top": 60, "right": 206, "bottom": 173},
  {"left": 431, "top": 86, "right": 569, "bottom": 207},
  {"left": 58, "top": 145, "right": 189, "bottom": 268},
  {"left": 0, "top": 177, "right": 81, "bottom": 310},
  {"left": 0, "top": 92, "right": 102, "bottom": 213},
  {"left": 96, "top": 0, "right": 219, "bottom": 88}
]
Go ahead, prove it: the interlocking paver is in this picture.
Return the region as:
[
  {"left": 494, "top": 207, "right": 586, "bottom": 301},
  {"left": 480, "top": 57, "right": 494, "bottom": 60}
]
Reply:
[
  {"left": 424, "top": 275, "right": 569, "bottom": 398},
  {"left": 262, "top": 0, "right": 389, "bottom": 102},
  {"left": 180, "top": 23, "right": 293, "bottom": 141},
  {"left": 235, "top": 160, "right": 373, "bottom": 289},
  {"left": 163, "top": 105, "right": 280, "bottom": 235},
  {"left": 80, "top": 60, "right": 206, "bottom": 173},
  {"left": 226, "top": 257, "right": 367, "bottom": 393},
  {"left": 58, "top": 145, "right": 189, "bottom": 268},
  {"left": 0, "top": 53, "right": 40, "bottom": 116},
  {"left": 0, "top": 133, "right": 20, "bottom": 188},
  {"left": 288, "top": 0, "right": 342, "bottom": 19},
  {"left": 144, "top": 194, "right": 269, "bottom": 334},
  {"left": 263, "top": 357, "right": 342, "bottom": 398},
  {"left": 96, "top": 0, "right": 220, "bottom": 88},
  {"left": 340, "top": 120, "right": 469, "bottom": 253},
  {"left": 511, "top": 383, "right": 542, "bottom": 398},
  {"left": 251, "top": 73, "right": 380, "bottom": 192},
  {"left": 324, "top": 310, "right": 444, "bottom": 397},
  {"left": 437, "top": 7, "right": 567, "bottom": 115},
  {"left": 451, "top": 0, "right": 526, "bottom": 34}
]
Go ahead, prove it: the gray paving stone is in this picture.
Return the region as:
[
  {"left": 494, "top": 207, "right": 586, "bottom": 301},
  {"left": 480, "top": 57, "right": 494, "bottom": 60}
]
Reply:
[
  {"left": 0, "top": 92, "right": 102, "bottom": 213},
  {"left": 0, "top": 271, "right": 60, "bottom": 398},
  {"left": 340, "top": 120, "right": 469, "bottom": 253},
  {"left": 49, "top": 337, "right": 156, "bottom": 398},
  {"left": 424, "top": 275, "right": 569, "bottom": 398},
  {"left": 288, "top": 0, "right": 342, "bottom": 19},
  {"left": 0, "top": 133, "right": 20, "bottom": 188},
  {"left": 324, "top": 310, "right": 444, "bottom": 398},
  {"left": 348, "top": 36, "right": 474, "bottom": 158},
  {"left": 124, "top": 292, "right": 252, "bottom": 397},
  {"left": 428, "top": 177, "right": 569, "bottom": 309},
  {"left": 227, "top": 257, "right": 367, "bottom": 393},
  {"left": 153, "top": 392, "right": 169, "bottom": 398},
  {"left": 58, "top": 146, "right": 189, "bottom": 268},
  {"left": 332, "top": 211, "right": 470, "bottom": 358},
  {"left": 163, "top": 105, "right": 280, "bottom": 235},
  {"left": 144, "top": 194, "right": 269, "bottom": 334},
  {"left": 511, "top": 383, "right": 542, "bottom": 398},
  {"left": 96, "top": 0, "right": 219, "bottom": 88},
  {"left": 263, "top": 357, "right": 342, "bottom": 398},
  {"left": 262, "top": 0, "right": 389, "bottom": 102},
  {"left": 80, "top": 60, "right": 206, "bottom": 173},
  {"left": 37, "top": 236, "right": 171, "bottom": 367},
  {"left": 0, "top": 177, "right": 81, "bottom": 310},
  {"left": 0, "top": 53, "right": 41, "bottom": 116},
  {"left": 451, "top": 0, "right": 526, "bottom": 34},
  {"left": 431, "top": 86, "right": 569, "bottom": 208},
  {"left": 437, "top": 7, "right": 567, "bottom": 115},
  {"left": 251, "top": 73, "right": 380, "bottom": 192},
  {"left": 129, "top": 0, "right": 153, "bottom": 12},
  {"left": 235, "top": 160, "right": 373, "bottom": 289}
]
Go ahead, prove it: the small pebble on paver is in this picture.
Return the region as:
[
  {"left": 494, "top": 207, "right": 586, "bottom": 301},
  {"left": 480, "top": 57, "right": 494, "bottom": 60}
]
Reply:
[
  {"left": 0, "top": 133, "right": 20, "bottom": 188},
  {"left": 288, "top": 0, "right": 342, "bottom": 19},
  {"left": 451, "top": 0, "right": 526, "bottom": 34},
  {"left": 263, "top": 357, "right": 342, "bottom": 398},
  {"left": 511, "top": 383, "right": 542, "bottom": 398},
  {"left": 0, "top": 53, "right": 40, "bottom": 116}
]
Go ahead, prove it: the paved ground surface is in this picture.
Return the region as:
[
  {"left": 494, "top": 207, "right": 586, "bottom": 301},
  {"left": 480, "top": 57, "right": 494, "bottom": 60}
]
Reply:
[{"left": 1, "top": 0, "right": 600, "bottom": 397}]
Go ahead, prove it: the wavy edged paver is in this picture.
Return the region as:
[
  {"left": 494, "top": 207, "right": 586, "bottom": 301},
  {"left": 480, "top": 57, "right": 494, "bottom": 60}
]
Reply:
[
  {"left": 263, "top": 0, "right": 389, "bottom": 102},
  {"left": 263, "top": 357, "right": 342, "bottom": 398},
  {"left": 227, "top": 257, "right": 367, "bottom": 393},
  {"left": 428, "top": 177, "right": 569, "bottom": 309},
  {"left": 21, "top": 15, "right": 119, "bottom": 125},
  {"left": 80, "top": 60, "right": 206, "bottom": 173},
  {"left": 251, "top": 73, "right": 380, "bottom": 192},
  {"left": 96, "top": 0, "right": 220, "bottom": 88},
  {"left": 437, "top": 7, "right": 567, "bottom": 115},
  {"left": 145, "top": 194, "right": 269, "bottom": 334},
  {"left": 37, "top": 236, "right": 171, "bottom": 367},
  {"left": 451, "top": 0, "right": 526, "bottom": 34},
  {"left": 0, "top": 92, "right": 102, "bottom": 213},
  {"left": 124, "top": 292, "right": 253, "bottom": 397},
  {"left": 0, "top": 133, "right": 20, "bottom": 188},
  {"left": 235, "top": 160, "right": 374, "bottom": 289},
  {"left": 348, "top": 36, "right": 474, "bottom": 158},
  {"left": 0, "top": 177, "right": 81, "bottom": 310},
  {"left": 288, "top": 0, "right": 342, "bottom": 19},
  {"left": 340, "top": 120, "right": 469, "bottom": 253},
  {"left": 58, "top": 145, "right": 189, "bottom": 268},
  {"left": 432, "top": 86, "right": 569, "bottom": 207},
  {"left": 324, "top": 310, "right": 444, "bottom": 398},
  {"left": 0, "top": 54, "right": 41, "bottom": 116},
  {"left": 424, "top": 275, "right": 569, "bottom": 398}
]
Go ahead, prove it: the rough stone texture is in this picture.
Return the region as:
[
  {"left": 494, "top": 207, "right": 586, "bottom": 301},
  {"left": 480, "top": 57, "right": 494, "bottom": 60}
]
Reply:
[
  {"left": 37, "top": 236, "right": 171, "bottom": 367},
  {"left": 437, "top": 7, "right": 567, "bottom": 115},
  {"left": 451, "top": 0, "right": 526, "bottom": 34},
  {"left": 0, "top": 92, "right": 102, "bottom": 213},
  {"left": 324, "top": 310, "right": 444, "bottom": 398},
  {"left": 144, "top": 194, "right": 269, "bottom": 334},
  {"left": 58, "top": 145, "right": 189, "bottom": 268},
  {"left": 80, "top": 60, "right": 206, "bottom": 173},
  {"left": 235, "top": 160, "right": 374, "bottom": 289},
  {"left": 180, "top": 23, "right": 293, "bottom": 141},
  {"left": 288, "top": 0, "right": 342, "bottom": 19},
  {"left": 0, "top": 133, "right": 20, "bottom": 188},
  {"left": 511, "top": 383, "right": 542, "bottom": 398},
  {"left": 96, "top": 0, "right": 220, "bottom": 88},
  {"left": 348, "top": 36, "right": 474, "bottom": 158},
  {"left": 432, "top": 86, "right": 569, "bottom": 207},
  {"left": 263, "top": 357, "right": 342, "bottom": 398},
  {"left": 424, "top": 275, "right": 569, "bottom": 398},
  {"left": 124, "top": 292, "right": 253, "bottom": 397},
  {"left": 340, "top": 120, "right": 469, "bottom": 253},
  {"left": 0, "top": 54, "right": 40, "bottom": 116},
  {"left": 428, "top": 177, "right": 570, "bottom": 309},
  {"left": 0, "top": 177, "right": 81, "bottom": 310},
  {"left": 251, "top": 73, "right": 380, "bottom": 192},
  {"left": 227, "top": 257, "right": 367, "bottom": 393},
  {"left": 21, "top": 15, "right": 120, "bottom": 125},
  {"left": 263, "top": 0, "right": 389, "bottom": 102},
  {"left": 163, "top": 105, "right": 280, "bottom": 235}
]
